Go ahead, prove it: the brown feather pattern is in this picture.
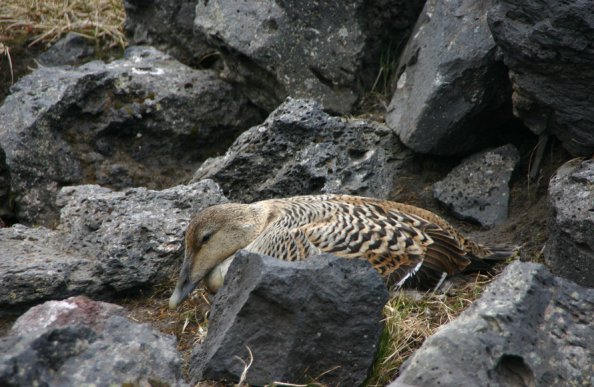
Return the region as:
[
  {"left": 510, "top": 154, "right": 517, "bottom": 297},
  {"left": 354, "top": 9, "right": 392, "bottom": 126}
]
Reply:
[{"left": 239, "top": 194, "right": 505, "bottom": 287}]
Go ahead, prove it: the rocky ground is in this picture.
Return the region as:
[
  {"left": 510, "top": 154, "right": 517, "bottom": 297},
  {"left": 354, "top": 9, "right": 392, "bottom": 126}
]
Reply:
[{"left": 1, "top": 0, "right": 592, "bottom": 386}]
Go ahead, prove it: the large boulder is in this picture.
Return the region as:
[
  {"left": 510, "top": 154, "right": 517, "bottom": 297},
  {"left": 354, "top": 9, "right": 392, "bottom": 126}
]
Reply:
[
  {"left": 191, "top": 251, "right": 389, "bottom": 386},
  {"left": 391, "top": 262, "right": 594, "bottom": 386},
  {"left": 0, "top": 180, "right": 227, "bottom": 314},
  {"left": 192, "top": 98, "right": 412, "bottom": 203},
  {"left": 124, "top": 0, "right": 214, "bottom": 67},
  {"left": 488, "top": 0, "right": 594, "bottom": 156},
  {"left": 193, "top": 0, "right": 424, "bottom": 113},
  {"left": 385, "top": 0, "right": 511, "bottom": 155},
  {"left": 546, "top": 158, "right": 594, "bottom": 287},
  {"left": 432, "top": 144, "right": 520, "bottom": 228},
  {"left": 0, "top": 45, "right": 261, "bottom": 226},
  {"left": 0, "top": 296, "right": 184, "bottom": 386}
]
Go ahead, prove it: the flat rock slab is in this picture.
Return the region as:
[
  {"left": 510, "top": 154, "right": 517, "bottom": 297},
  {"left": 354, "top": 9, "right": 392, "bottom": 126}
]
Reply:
[
  {"left": 0, "top": 296, "right": 183, "bottom": 386},
  {"left": 192, "top": 98, "right": 412, "bottom": 203},
  {"left": 191, "top": 251, "right": 389, "bottom": 386},
  {"left": 546, "top": 159, "right": 594, "bottom": 287},
  {"left": 488, "top": 0, "right": 594, "bottom": 156},
  {"left": 392, "top": 261, "right": 594, "bottom": 386},
  {"left": 0, "top": 180, "right": 227, "bottom": 314},
  {"left": 0, "top": 45, "right": 260, "bottom": 226},
  {"left": 386, "top": 0, "right": 510, "bottom": 155},
  {"left": 433, "top": 144, "right": 519, "bottom": 228}
]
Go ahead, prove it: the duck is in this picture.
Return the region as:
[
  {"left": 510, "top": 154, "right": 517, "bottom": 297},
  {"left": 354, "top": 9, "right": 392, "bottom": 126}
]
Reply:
[{"left": 169, "top": 194, "right": 510, "bottom": 309}]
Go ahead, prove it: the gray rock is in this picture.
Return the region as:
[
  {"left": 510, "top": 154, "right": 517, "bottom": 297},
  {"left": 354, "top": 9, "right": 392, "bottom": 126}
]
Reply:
[
  {"left": 192, "top": 98, "right": 412, "bottom": 203},
  {"left": 56, "top": 180, "right": 227, "bottom": 292},
  {"left": 392, "top": 261, "right": 594, "bottom": 387},
  {"left": 0, "top": 224, "right": 100, "bottom": 316},
  {"left": 0, "top": 45, "right": 261, "bottom": 226},
  {"left": 433, "top": 144, "right": 519, "bottom": 228},
  {"left": 194, "top": 0, "right": 423, "bottom": 113},
  {"left": 191, "top": 251, "right": 389, "bottom": 386},
  {"left": 546, "top": 159, "right": 594, "bottom": 287},
  {"left": 37, "top": 32, "right": 95, "bottom": 66},
  {"left": 488, "top": 0, "right": 594, "bottom": 156},
  {"left": 0, "top": 296, "right": 183, "bottom": 386},
  {"left": 124, "top": 0, "right": 214, "bottom": 67},
  {"left": 0, "top": 147, "right": 12, "bottom": 223},
  {"left": 386, "top": 0, "right": 511, "bottom": 155},
  {"left": 10, "top": 296, "right": 125, "bottom": 336},
  {"left": 0, "top": 180, "right": 227, "bottom": 314}
]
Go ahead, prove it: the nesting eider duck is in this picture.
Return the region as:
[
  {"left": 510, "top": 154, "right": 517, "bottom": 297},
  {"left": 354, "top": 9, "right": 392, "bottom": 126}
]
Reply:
[{"left": 169, "top": 194, "right": 510, "bottom": 309}]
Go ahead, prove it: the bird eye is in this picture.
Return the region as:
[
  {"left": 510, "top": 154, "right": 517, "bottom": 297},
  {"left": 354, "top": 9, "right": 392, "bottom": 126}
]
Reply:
[{"left": 202, "top": 233, "right": 211, "bottom": 243}]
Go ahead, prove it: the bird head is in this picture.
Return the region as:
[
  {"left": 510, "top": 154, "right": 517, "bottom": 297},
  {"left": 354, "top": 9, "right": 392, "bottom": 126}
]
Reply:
[{"left": 169, "top": 203, "right": 261, "bottom": 309}]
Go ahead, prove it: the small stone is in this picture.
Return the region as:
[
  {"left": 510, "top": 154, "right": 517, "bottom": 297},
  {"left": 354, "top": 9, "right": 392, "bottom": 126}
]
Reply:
[
  {"left": 433, "top": 144, "right": 520, "bottom": 228},
  {"left": 37, "top": 32, "right": 95, "bottom": 66}
]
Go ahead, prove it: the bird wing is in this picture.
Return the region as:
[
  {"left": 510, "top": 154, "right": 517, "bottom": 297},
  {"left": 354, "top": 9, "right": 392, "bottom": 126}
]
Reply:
[{"left": 246, "top": 195, "right": 473, "bottom": 287}]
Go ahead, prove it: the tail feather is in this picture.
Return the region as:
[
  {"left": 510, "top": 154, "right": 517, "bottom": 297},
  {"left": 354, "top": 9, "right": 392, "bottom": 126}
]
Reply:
[
  {"left": 463, "top": 246, "right": 516, "bottom": 273},
  {"left": 395, "top": 245, "right": 516, "bottom": 291}
]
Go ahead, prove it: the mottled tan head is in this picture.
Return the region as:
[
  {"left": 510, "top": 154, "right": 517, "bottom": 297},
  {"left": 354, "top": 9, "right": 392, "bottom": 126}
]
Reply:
[{"left": 169, "top": 202, "right": 262, "bottom": 309}]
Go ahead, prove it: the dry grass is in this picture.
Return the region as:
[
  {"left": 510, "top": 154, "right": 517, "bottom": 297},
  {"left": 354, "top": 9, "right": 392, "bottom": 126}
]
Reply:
[
  {"left": 366, "top": 273, "right": 494, "bottom": 386},
  {"left": 0, "top": 0, "right": 126, "bottom": 49}
]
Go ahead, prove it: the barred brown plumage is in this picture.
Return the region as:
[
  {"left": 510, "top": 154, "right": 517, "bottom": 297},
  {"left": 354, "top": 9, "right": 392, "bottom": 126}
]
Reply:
[{"left": 169, "top": 194, "right": 512, "bottom": 309}]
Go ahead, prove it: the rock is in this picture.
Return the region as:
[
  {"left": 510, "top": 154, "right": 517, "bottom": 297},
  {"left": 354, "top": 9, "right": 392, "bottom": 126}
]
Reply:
[
  {"left": 10, "top": 296, "right": 125, "bottom": 336},
  {"left": 191, "top": 251, "right": 389, "bottom": 386},
  {"left": 0, "top": 224, "right": 100, "bottom": 316},
  {"left": 56, "top": 180, "right": 228, "bottom": 292},
  {"left": 124, "top": 0, "right": 215, "bottom": 67},
  {"left": 0, "top": 296, "right": 183, "bottom": 386},
  {"left": 0, "top": 45, "right": 261, "bottom": 226},
  {"left": 0, "top": 147, "right": 12, "bottom": 223},
  {"left": 392, "top": 261, "right": 594, "bottom": 386},
  {"left": 192, "top": 98, "right": 412, "bottom": 203},
  {"left": 386, "top": 0, "right": 511, "bottom": 155},
  {"left": 194, "top": 0, "right": 423, "bottom": 113},
  {"left": 488, "top": 0, "right": 594, "bottom": 156},
  {"left": 432, "top": 144, "right": 519, "bottom": 228},
  {"left": 546, "top": 158, "right": 594, "bottom": 287},
  {"left": 37, "top": 32, "right": 95, "bottom": 66},
  {"left": 0, "top": 180, "right": 227, "bottom": 314}
]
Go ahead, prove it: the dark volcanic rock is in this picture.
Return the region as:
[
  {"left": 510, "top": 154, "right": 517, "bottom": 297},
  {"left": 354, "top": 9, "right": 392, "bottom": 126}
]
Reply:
[
  {"left": 0, "top": 180, "right": 227, "bottom": 314},
  {"left": 432, "top": 144, "right": 520, "bottom": 228},
  {"left": 0, "top": 225, "right": 100, "bottom": 316},
  {"left": 191, "top": 251, "right": 388, "bottom": 386},
  {"left": 192, "top": 98, "right": 412, "bottom": 203},
  {"left": 386, "top": 0, "right": 511, "bottom": 155},
  {"left": 488, "top": 0, "right": 594, "bottom": 156},
  {"left": 0, "top": 45, "right": 260, "bottom": 226},
  {"left": 125, "top": 0, "right": 214, "bottom": 67},
  {"left": 0, "top": 147, "right": 12, "bottom": 223},
  {"left": 194, "top": 0, "right": 423, "bottom": 113},
  {"left": 0, "top": 296, "right": 183, "bottom": 386},
  {"left": 37, "top": 32, "right": 95, "bottom": 66},
  {"left": 10, "top": 296, "right": 125, "bottom": 335},
  {"left": 546, "top": 159, "right": 594, "bottom": 287},
  {"left": 392, "top": 261, "right": 594, "bottom": 387}
]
